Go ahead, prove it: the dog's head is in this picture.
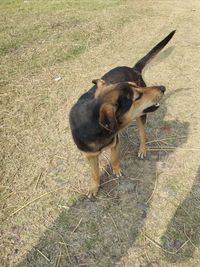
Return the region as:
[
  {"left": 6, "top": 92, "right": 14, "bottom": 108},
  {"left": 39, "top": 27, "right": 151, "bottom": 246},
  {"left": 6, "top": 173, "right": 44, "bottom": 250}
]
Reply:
[{"left": 92, "top": 79, "right": 166, "bottom": 131}]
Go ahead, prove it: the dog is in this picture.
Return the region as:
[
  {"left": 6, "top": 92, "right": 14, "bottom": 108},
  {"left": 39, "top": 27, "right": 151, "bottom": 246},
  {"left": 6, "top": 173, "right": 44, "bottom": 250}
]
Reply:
[{"left": 69, "top": 30, "right": 175, "bottom": 197}]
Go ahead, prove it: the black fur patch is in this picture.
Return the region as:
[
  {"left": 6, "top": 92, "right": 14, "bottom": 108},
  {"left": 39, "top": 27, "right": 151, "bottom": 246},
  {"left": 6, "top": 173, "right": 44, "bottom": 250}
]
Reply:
[
  {"left": 117, "top": 87, "right": 133, "bottom": 115},
  {"left": 143, "top": 105, "right": 159, "bottom": 113}
]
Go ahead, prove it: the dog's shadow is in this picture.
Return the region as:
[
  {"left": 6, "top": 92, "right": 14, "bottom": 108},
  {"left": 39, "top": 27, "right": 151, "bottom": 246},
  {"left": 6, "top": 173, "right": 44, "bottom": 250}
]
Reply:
[{"left": 17, "top": 86, "right": 191, "bottom": 266}]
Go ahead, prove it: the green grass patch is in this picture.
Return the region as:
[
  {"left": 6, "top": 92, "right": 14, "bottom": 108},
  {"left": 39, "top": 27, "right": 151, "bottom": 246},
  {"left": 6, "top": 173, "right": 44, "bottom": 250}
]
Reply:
[{"left": 0, "top": 0, "right": 130, "bottom": 82}]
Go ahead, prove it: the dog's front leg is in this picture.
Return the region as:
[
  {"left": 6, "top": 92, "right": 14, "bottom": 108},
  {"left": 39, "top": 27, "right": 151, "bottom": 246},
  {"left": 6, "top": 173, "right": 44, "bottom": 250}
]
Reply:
[
  {"left": 136, "top": 115, "right": 147, "bottom": 159},
  {"left": 84, "top": 152, "right": 100, "bottom": 198},
  {"left": 111, "top": 135, "right": 122, "bottom": 177}
]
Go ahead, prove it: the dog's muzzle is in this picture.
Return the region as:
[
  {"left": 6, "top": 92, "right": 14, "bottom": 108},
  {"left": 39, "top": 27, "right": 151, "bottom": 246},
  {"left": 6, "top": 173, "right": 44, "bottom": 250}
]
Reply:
[{"left": 143, "top": 103, "right": 160, "bottom": 113}]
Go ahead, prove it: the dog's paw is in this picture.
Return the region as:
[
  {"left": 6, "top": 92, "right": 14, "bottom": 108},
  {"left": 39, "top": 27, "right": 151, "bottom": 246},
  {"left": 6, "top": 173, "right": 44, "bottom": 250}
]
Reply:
[
  {"left": 138, "top": 145, "right": 147, "bottom": 159},
  {"left": 112, "top": 167, "right": 122, "bottom": 177},
  {"left": 87, "top": 182, "right": 100, "bottom": 198}
]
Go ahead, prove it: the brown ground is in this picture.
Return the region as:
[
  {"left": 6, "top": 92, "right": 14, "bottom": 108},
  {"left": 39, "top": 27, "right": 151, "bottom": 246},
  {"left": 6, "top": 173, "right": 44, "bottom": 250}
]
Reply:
[{"left": 1, "top": 0, "right": 200, "bottom": 266}]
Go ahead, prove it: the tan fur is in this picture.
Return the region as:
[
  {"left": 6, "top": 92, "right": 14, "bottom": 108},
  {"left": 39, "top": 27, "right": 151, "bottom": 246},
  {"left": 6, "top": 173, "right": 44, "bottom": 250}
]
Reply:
[{"left": 82, "top": 137, "right": 118, "bottom": 197}]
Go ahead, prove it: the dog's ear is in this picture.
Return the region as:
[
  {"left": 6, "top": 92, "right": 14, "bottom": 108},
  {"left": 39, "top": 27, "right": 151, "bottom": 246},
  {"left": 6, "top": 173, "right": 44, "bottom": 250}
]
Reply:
[
  {"left": 128, "top": 82, "right": 138, "bottom": 88},
  {"left": 92, "top": 79, "right": 106, "bottom": 87},
  {"left": 99, "top": 103, "right": 117, "bottom": 132},
  {"left": 128, "top": 82, "right": 144, "bottom": 94},
  {"left": 92, "top": 79, "right": 107, "bottom": 97}
]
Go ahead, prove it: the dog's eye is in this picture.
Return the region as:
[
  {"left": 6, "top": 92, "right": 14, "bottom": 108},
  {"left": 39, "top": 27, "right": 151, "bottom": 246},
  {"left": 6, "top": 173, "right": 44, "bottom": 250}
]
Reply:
[{"left": 135, "top": 93, "right": 143, "bottom": 101}]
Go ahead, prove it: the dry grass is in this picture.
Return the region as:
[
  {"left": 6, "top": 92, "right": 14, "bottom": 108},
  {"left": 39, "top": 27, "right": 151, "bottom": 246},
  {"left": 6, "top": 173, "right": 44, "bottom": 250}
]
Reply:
[{"left": 1, "top": 0, "right": 200, "bottom": 266}]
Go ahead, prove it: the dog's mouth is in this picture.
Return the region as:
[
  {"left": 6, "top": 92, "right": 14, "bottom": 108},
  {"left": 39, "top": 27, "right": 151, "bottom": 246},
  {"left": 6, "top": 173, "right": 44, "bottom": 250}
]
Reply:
[{"left": 143, "top": 103, "right": 160, "bottom": 113}]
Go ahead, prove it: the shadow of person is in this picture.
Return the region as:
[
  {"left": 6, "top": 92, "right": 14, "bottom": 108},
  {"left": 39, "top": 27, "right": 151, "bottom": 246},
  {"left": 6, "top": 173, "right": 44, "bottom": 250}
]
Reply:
[{"left": 161, "top": 166, "right": 200, "bottom": 264}]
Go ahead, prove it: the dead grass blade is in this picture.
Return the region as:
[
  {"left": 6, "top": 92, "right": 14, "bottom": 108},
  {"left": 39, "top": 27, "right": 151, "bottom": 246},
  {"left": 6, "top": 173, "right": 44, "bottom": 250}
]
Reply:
[
  {"left": 101, "top": 152, "right": 112, "bottom": 169},
  {"left": 183, "top": 224, "right": 198, "bottom": 250},
  {"left": 7, "top": 184, "right": 85, "bottom": 218},
  {"left": 45, "top": 228, "right": 73, "bottom": 264},
  {"left": 101, "top": 178, "right": 119, "bottom": 186},
  {"left": 108, "top": 212, "right": 120, "bottom": 239},
  {"left": 36, "top": 249, "right": 50, "bottom": 262},
  {"left": 143, "top": 230, "right": 151, "bottom": 264},
  {"left": 54, "top": 250, "right": 62, "bottom": 267},
  {"left": 144, "top": 233, "right": 189, "bottom": 255},
  {"left": 71, "top": 218, "right": 83, "bottom": 234},
  {"left": 146, "top": 136, "right": 187, "bottom": 144},
  {"left": 148, "top": 147, "right": 200, "bottom": 151},
  {"left": 35, "top": 171, "right": 44, "bottom": 190},
  {"left": 146, "top": 172, "right": 158, "bottom": 204}
]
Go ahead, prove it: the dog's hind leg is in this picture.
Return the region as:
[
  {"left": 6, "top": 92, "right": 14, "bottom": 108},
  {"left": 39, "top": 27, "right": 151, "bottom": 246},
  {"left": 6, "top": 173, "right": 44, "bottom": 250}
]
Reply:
[
  {"left": 111, "top": 135, "right": 122, "bottom": 177},
  {"left": 84, "top": 152, "right": 100, "bottom": 198},
  {"left": 136, "top": 115, "right": 147, "bottom": 159}
]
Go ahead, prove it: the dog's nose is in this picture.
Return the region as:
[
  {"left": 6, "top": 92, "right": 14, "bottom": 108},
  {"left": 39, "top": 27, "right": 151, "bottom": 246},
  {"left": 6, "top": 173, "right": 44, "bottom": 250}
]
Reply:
[{"left": 160, "top": 86, "right": 166, "bottom": 93}]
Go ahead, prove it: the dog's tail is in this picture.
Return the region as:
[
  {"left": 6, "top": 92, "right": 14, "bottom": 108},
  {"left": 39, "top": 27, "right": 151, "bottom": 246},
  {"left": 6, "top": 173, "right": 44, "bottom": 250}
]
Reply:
[{"left": 133, "top": 30, "right": 176, "bottom": 73}]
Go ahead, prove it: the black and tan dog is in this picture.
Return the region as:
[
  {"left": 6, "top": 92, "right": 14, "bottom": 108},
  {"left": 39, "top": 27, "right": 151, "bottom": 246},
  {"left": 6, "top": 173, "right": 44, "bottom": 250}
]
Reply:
[{"left": 69, "top": 31, "right": 175, "bottom": 197}]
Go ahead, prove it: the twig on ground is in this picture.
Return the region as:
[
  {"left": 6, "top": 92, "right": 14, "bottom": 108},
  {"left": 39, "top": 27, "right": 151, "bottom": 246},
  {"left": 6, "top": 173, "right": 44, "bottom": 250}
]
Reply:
[
  {"left": 159, "top": 140, "right": 169, "bottom": 145},
  {"left": 135, "top": 182, "right": 139, "bottom": 199},
  {"left": 69, "top": 185, "right": 86, "bottom": 196},
  {"left": 101, "top": 165, "right": 114, "bottom": 178},
  {"left": 8, "top": 186, "right": 68, "bottom": 218},
  {"left": 143, "top": 230, "right": 151, "bottom": 264},
  {"left": 108, "top": 212, "right": 120, "bottom": 239},
  {"left": 46, "top": 228, "right": 73, "bottom": 264},
  {"left": 101, "top": 152, "right": 112, "bottom": 169},
  {"left": 121, "top": 141, "right": 132, "bottom": 157},
  {"left": 98, "top": 190, "right": 117, "bottom": 200},
  {"left": 54, "top": 250, "right": 62, "bottom": 267},
  {"left": 171, "top": 198, "right": 192, "bottom": 218},
  {"left": 101, "top": 178, "right": 119, "bottom": 186},
  {"left": 146, "top": 136, "right": 187, "bottom": 144},
  {"left": 126, "top": 128, "right": 138, "bottom": 145},
  {"left": 35, "top": 170, "right": 43, "bottom": 190},
  {"left": 144, "top": 233, "right": 189, "bottom": 255},
  {"left": 146, "top": 172, "right": 158, "bottom": 204},
  {"left": 7, "top": 184, "right": 85, "bottom": 218},
  {"left": 36, "top": 249, "right": 50, "bottom": 262},
  {"left": 183, "top": 224, "right": 198, "bottom": 250},
  {"left": 0, "top": 190, "right": 27, "bottom": 202},
  {"left": 71, "top": 218, "right": 83, "bottom": 234},
  {"left": 129, "top": 176, "right": 141, "bottom": 181},
  {"left": 108, "top": 184, "right": 118, "bottom": 195},
  {"left": 58, "top": 242, "right": 72, "bottom": 264},
  {"left": 54, "top": 155, "right": 68, "bottom": 160},
  {"left": 148, "top": 147, "right": 200, "bottom": 151}
]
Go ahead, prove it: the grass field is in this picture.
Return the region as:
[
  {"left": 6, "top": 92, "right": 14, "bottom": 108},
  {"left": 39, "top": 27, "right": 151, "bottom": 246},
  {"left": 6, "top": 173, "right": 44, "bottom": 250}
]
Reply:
[{"left": 1, "top": 0, "right": 200, "bottom": 266}]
